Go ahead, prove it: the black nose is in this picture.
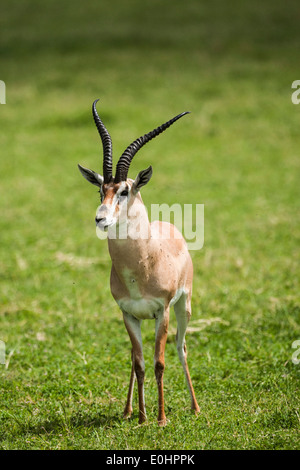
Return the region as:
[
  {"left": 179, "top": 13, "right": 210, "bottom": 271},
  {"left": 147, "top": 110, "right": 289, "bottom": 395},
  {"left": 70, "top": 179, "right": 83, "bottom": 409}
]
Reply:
[{"left": 95, "top": 216, "right": 106, "bottom": 224}]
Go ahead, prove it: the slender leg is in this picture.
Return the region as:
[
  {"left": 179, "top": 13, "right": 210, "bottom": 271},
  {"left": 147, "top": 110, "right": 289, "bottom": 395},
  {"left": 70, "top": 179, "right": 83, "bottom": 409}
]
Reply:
[
  {"left": 154, "top": 308, "right": 169, "bottom": 426},
  {"left": 123, "top": 312, "right": 147, "bottom": 424},
  {"left": 174, "top": 294, "right": 200, "bottom": 414},
  {"left": 123, "top": 348, "right": 135, "bottom": 419}
]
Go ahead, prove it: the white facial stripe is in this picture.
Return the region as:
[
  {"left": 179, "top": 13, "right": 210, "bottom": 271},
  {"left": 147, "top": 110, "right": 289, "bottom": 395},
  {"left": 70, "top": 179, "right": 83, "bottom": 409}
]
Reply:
[
  {"left": 108, "top": 193, "right": 119, "bottom": 212},
  {"left": 116, "top": 182, "right": 129, "bottom": 197},
  {"left": 97, "top": 181, "right": 132, "bottom": 230}
]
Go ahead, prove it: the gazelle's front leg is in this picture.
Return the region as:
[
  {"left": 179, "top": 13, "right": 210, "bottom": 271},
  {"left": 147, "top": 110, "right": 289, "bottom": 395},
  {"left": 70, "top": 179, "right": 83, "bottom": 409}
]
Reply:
[
  {"left": 154, "top": 308, "right": 169, "bottom": 426},
  {"left": 123, "top": 312, "right": 147, "bottom": 424},
  {"left": 123, "top": 348, "right": 135, "bottom": 419}
]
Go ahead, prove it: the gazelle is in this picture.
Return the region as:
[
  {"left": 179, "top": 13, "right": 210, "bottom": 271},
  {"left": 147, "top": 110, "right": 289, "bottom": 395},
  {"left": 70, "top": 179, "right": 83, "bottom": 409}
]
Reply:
[{"left": 78, "top": 100, "right": 200, "bottom": 426}]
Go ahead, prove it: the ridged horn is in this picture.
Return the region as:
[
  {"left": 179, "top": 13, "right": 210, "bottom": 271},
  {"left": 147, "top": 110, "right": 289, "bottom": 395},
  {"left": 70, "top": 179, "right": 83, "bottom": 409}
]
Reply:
[
  {"left": 92, "top": 99, "right": 113, "bottom": 183},
  {"left": 114, "top": 112, "right": 190, "bottom": 183}
]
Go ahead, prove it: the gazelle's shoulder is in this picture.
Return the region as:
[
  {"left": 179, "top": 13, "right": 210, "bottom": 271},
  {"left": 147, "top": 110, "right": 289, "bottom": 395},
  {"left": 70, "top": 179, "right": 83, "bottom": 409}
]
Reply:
[{"left": 150, "top": 220, "right": 186, "bottom": 245}]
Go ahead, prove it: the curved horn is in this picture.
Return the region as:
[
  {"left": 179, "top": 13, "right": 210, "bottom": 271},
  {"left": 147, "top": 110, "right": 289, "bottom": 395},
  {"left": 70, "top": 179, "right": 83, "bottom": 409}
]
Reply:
[
  {"left": 114, "top": 112, "right": 190, "bottom": 183},
  {"left": 92, "top": 99, "right": 113, "bottom": 183}
]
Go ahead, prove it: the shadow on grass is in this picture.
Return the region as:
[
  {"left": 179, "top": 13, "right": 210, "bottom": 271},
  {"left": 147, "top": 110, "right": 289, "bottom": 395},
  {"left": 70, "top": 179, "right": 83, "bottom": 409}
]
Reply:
[
  {"left": 6, "top": 407, "right": 127, "bottom": 438},
  {"left": 45, "top": 413, "right": 122, "bottom": 433}
]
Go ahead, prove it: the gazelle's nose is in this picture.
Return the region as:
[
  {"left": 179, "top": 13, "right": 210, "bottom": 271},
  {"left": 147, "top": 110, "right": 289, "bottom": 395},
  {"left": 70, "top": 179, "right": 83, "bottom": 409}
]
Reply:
[{"left": 95, "top": 216, "right": 106, "bottom": 225}]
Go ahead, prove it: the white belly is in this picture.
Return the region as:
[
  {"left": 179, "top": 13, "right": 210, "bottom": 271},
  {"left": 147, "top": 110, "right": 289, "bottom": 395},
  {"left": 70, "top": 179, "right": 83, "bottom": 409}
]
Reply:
[
  {"left": 116, "top": 296, "right": 165, "bottom": 320},
  {"left": 116, "top": 268, "right": 185, "bottom": 320}
]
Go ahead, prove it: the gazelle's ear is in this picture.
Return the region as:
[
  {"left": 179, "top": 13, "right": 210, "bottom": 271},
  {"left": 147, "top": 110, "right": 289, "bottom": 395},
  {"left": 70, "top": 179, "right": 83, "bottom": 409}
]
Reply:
[
  {"left": 132, "top": 166, "right": 153, "bottom": 193},
  {"left": 78, "top": 164, "right": 104, "bottom": 187}
]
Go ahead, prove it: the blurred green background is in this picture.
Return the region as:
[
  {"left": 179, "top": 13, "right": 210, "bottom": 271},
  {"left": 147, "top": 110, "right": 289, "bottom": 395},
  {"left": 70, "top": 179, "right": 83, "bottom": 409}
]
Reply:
[{"left": 0, "top": 0, "right": 299, "bottom": 450}]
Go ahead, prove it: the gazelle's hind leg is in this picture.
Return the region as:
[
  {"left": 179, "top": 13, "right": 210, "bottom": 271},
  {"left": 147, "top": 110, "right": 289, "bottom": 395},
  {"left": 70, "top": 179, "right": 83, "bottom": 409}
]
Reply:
[{"left": 174, "top": 293, "right": 200, "bottom": 414}]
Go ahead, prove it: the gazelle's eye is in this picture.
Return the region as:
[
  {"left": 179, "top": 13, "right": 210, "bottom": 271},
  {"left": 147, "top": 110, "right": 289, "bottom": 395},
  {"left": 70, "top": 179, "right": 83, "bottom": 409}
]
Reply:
[{"left": 120, "top": 190, "right": 128, "bottom": 197}]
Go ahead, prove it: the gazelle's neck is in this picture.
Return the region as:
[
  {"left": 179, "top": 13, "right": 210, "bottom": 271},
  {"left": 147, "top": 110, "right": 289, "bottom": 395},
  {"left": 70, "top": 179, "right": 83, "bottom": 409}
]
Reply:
[{"left": 107, "top": 195, "right": 151, "bottom": 266}]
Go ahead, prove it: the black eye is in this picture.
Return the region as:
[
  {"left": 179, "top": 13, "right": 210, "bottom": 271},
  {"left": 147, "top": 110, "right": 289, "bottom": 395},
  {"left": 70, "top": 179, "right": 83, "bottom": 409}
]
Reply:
[{"left": 120, "top": 190, "right": 128, "bottom": 197}]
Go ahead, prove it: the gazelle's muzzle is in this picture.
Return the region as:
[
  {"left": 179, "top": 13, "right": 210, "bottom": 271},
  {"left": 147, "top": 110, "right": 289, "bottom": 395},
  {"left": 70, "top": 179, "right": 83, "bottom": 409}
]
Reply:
[{"left": 95, "top": 203, "right": 118, "bottom": 231}]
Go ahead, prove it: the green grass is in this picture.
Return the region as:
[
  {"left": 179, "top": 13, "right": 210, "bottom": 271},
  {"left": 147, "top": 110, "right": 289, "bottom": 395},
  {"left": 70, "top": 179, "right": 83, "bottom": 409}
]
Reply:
[{"left": 0, "top": 0, "right": 300, "bottom": 450}]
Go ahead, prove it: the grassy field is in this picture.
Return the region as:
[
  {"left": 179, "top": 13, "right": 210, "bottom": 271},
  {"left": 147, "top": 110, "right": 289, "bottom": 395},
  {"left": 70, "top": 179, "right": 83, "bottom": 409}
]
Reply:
[{"left": 0, "top": 0, "right": 300, "bottom": 450}]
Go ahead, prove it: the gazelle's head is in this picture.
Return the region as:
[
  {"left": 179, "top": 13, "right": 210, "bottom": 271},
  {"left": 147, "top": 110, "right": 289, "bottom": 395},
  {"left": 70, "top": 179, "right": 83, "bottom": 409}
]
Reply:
[{"left": 78, "top": 99, "right": 189, "bottom": 231}]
